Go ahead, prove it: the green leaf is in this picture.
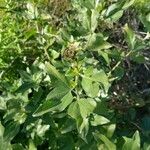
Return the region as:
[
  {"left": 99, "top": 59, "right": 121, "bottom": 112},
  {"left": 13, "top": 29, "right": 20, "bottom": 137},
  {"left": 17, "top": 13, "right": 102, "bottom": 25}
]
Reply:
[
  {"left": 131, "top": 54, "right": 145, "bottom": 63},
  {"left": 56, "top": 135, "right": 75, "bottom": 150},
  {"left": 109, "top": 10, "right": 123, "bottom": 22},
  {"left": 143, "top": 142, "right": 150, "bottom": 150},
  {"left": 19, "top": 71, "right": 32, "bottom": 82},
  {"left": 82, "top": 9, "right": 91, "bottom": 31},
  {"left": 0, "top": 139, "right": 11, "bottom": 150},
  {"left": 60, "top": 28, "right": 71, "bottom": 42},
  {"left": 78, "top": 98, "right": 96, "bottom": 118},
  {"left": 123, "top": 24, "right": 136, "bottom": 50},
  {"left": 146, "top": 13, "right": 150, "bottom": 22},
  {"left": 28, "top": 139, "right": 37, "bottom": 150},
  {"left": 113, "top": 66, "right": 124, "bottom": 80},
  {"left": 86, "top": 33, "right": 112, "bottom": 51},
  {"left": 98, "top": 51, "right": 110, "bottom": 65},
  {"left": 106, "top": 124, "right": 116, "bottom": 138},
  {"left": 0, "top": 97, "right": 6, "bottom": 110},
  {"left": 0, "top": 122, "right": 4, "bottom": 137},
  {"left": 26, "top": 2, "right": 38, "bottom": 19},
  {"left": 82, "top": 68, "right": 110, "bottom": 92},
  {"left": 36, "top": 123, "right": 50, "bottom": 138},
  {"left": 91, "top": 9, "right": 99, "bottom": 32},
  {"left": 46, "top": 83, "right": 70, "bottom": 100},
  {"left": 78, "top": 117, "right": 89, "bottom": 142},
  {"left": 81, "top": 78, "right": 99, "bottom": 98},
  {"left": 105, "top": 3, "right": 119, "bottom": 17},
  {"left": 45, "top": 62, "right": 69, "bottom": 86},
  {"left": 33, "top": 91, "right": 73, "bottom": 116},
  {"left": 68, "top": 101, "right": 80, "bottom": 120},
  {"left": 60, "top": 118, "right": 76, "bottom": 134},
  {"left": 80, "top": 0, "right": 95, "bottom": 9},
  {"left": 93, "top": 132, "right": 116, "bottom": 150},
  {"left": 91, "top": 69, "right": 110, "bottom": 92},
  {"left": 24, "top": 28, "right": 37, "bottom": 41},
  {"left": 91, "top": 114, "right": 110, "bottom": 126},
  {"left": 122, "top": 0, "right": 136, "bottom": 10},
  {"left": 106, "top": 0, "right": 135, "bottom": 21},
  {"left": 140, "top": 14, "right": 150, "bottom": 31},
  {"left": 15, "top": 82, "right": 35, "bottom": 93},
  {"left": 4, "top": 122, "right": 20, "bottom": 141},
  {"left": 68, "top": 99, "right": 94, "bottom": 141},
  {"left": 0, "top": 123, "right": 11, "bottom": 150},
  {"left": 12, "top": 144, "right": 25, "bottom": 150},
  {"left": 94, "top": 100, "right": 108, "bottom": 116},
  {"left": 53, "top": 91, "right": 74, "bottom": 112},
  {"left": 122, "top": 131, "right": 140, "bottom": 150}
]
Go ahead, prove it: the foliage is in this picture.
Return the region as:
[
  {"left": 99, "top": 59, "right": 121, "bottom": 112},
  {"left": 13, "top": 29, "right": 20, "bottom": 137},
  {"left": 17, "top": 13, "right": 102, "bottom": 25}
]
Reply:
[{"left": 0, "top": 0, "right": 150, "bottom": 149}]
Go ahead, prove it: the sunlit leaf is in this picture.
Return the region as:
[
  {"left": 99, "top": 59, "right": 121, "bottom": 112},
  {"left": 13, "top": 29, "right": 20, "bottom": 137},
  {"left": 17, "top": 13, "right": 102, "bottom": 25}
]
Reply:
[
  {"left": 78, "top": 98, "right": 97, "bottom": 118},
  {"left": 122, "top": 131, "right": 140, "bottom": 150},
  {"left": 81, "top": 78, "right": 99, "bottom": 98},
  {"left": 123, "top": 24, "right": 136, "bottom": 49},
  {"left": 91, "top": 114, "right": 110, "bottom": 126},
  {"left": 91, "top": 9, "right": 99, "bottom": 32},
  {"left": 93, "top": 132, "right": 116, "bottom": 150}
]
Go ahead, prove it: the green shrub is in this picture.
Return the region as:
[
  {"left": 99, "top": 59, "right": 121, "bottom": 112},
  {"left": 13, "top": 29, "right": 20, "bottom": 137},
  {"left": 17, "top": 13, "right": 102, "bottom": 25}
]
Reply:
[{"left": 0, "top": 0, "right": 150, "bottom": 149}]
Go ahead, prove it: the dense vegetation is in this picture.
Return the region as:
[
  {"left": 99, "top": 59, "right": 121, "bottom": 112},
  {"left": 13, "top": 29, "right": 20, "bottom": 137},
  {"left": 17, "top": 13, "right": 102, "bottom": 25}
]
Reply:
[{"left": 0, "top": 0, "right": 150, "bottom": 149}]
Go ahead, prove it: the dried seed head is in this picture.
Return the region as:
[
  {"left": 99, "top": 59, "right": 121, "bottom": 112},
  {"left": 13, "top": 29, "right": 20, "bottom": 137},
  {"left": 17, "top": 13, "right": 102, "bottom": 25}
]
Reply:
[{"left": 63, "top": 43, "right": 78, "bottom": 61}]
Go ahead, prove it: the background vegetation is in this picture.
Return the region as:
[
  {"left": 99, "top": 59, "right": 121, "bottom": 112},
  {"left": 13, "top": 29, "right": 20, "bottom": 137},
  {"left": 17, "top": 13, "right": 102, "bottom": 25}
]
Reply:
[{"left": 0, "top": 0, "right": 150, "bottom": 149}]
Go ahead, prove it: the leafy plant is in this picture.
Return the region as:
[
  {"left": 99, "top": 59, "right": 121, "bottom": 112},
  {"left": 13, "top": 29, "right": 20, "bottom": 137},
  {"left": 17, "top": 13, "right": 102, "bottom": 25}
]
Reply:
[{"left": 0, "top": 0, "right": 150, "bottom": 149}]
